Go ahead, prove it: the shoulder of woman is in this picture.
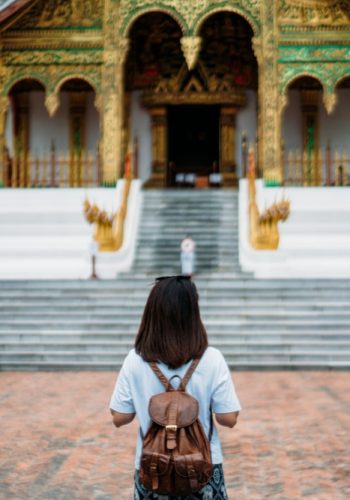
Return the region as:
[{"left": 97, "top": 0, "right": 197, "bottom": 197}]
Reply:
[
  {"left": 123, "top": 348, "right": 144, "bottom": 370},
  {"left": 200, "top": 346, "right": 226, "bottom": 367}
]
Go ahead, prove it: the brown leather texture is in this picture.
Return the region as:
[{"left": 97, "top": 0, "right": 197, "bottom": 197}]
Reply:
[
  {"left": 139, "top": 360, "right": 213, "bottom": 496},
  {"left": 149, "top": 391, "right": 199, "bottom": 427}
]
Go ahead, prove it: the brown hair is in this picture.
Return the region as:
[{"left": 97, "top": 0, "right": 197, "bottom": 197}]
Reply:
[{"left": 135, "top": 276, "right": 208, "bottom": 368}]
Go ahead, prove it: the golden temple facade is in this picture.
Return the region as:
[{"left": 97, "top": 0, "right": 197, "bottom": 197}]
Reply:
[{"left": 0, "top": 0, "right": 350, "bottom": 188}]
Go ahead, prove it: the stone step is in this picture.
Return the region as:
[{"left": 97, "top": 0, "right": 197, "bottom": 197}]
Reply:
[
  {"left": 1, "top": 277, "right": 350, "bottom": 287},
  {"left": 0, "top": 351, "right": 348, "bottom": 366},
  {"left": 2, "top": 187, "right": 350, "bottom": 369},
  {"left": 1, "top": 277, "right": 350, "bottom": 288},
  {"left": 2, "top": 340, "right": 350, "bottom": 352},
  {"left": 2, "top": 311, "right": 350, "bottom": 320},
  {"left": 134, "top": 253, "right": 239, "bottom": 259},
  {"left": 1, "top": 319, "right": 349, "bottom": 332},
  {"left": 2, "top": 330, "right": 350, "bottom": 342},
  {"left": 2, "top": 291, "right": 350, "bottom": 301},
  {"left": 2, "top": 359, "right": 348, "bottom": 371},
  {"left": 135, "top": 245, "right": 238, "bottom": 250},
  {"left": 2, "top": 301, "right": 350, "bottom": 311}
]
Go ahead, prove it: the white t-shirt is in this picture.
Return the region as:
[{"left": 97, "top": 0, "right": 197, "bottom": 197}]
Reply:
[{"left": 109, "top": 347, "right": 241, "bottom": 469}]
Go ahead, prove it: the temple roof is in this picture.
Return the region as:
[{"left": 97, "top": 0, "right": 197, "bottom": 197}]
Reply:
[
  {"left": 0, "top": 0, "right": 33, "bottom": 23},
  {"left": 0, "top": 0, "right": 16, "bottom": 10}
]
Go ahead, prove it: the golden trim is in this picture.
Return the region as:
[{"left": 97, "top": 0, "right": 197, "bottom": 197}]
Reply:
[
  {"left": 248, "top": 148, "right": 290, "bottom": 251},
  {"left": 84, "top": 176, "right": 132, "bottom": 252}
]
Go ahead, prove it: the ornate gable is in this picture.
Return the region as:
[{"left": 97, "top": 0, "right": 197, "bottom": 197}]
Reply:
[
  {"left": 5, "top": 0, "right": 102, "bottom": 31},
  {"left": 279, "top": 0, "right": 350, "bottom": 28}
]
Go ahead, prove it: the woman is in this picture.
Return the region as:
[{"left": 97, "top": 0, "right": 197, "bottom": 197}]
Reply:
[
  {"left": 180, "top": 236, "right": 196, "bottom": 276},
  {"left": 110, "top": 275, "right": 241, "bottom": 499}
]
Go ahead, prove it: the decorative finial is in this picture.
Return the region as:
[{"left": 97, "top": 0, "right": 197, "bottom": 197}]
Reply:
[
  {"left": 180, "top": 36, "right": 202, "bottom": 70},
  {"left": 323, "top": 92, "right": 337, "bottom": 115},
  {"left": 45, "top": 93, "right": 60, "bottom": 117}
]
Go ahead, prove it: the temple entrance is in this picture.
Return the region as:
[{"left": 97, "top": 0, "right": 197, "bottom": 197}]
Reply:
[
  {"left": 167, "top": 105, "right": 220, "bottom": 186},
  {"left": 125, "top": 10, "right": 258, "bottom": 187}
]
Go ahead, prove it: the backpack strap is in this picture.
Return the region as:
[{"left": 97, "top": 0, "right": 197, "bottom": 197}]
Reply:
[
  {"left": 181, "top": 358, "right": 200, "bottom": 389},
  {"left": 149, "top": 362, "right": 170, "bottom": 390},
  {"left": 150, "top": 358, "right": 201, "bottom": 391}
]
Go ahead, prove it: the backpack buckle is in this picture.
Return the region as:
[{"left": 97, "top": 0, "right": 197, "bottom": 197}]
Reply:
[{"left": 165, "top": 425, "right": 177, "bottom": 431}]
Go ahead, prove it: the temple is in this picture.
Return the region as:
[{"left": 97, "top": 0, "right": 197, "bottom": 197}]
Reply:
[{"left": 0, "top": 0, "right": 349, "bottom": 188}]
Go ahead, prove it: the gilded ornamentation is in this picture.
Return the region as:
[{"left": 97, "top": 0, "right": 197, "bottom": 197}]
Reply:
[
  {"left": 258, "top": 1, "right": 282, "bottom": 183},
  {"left": 3, "top": 50, "right": 103, "bottom": 66},
  {"left": 53, "top": 71, "right": 100, "bottom": 93},
  {"left": 100, "top": 0, "right": 124, "bottom": 183},
  {"left": 9, "top": 0, "right": 102, "bottom": 30},
  {"left": 1, "top": 70, "right": 48, "bottom": 95},
  {"left": 1, "top": 0, "right": 350, "bottom": 186},
  {"left": 279, "top": 62, "right": 348, "bottom": 94},
  {"left": 0, "top": 64, "right": 101, "bottom": 96},
  {"left": 142, "top": 63, "right": 247, "bottom": 107},
  {"left": 248, "top": 148, "right": 290, "bottom": 250},
  {"left": 45, "top": 92, "right": 60, "bottom": 117},
  {"left": 94, "top": 94, "right": 102, "bottom": 113},
  {"left": 117, "top": 37, "right": 130, "bottom": 65},
  {"left": 83, "top": 178, "right": 132, "bottom": 251},
  {"left": 180, "top": 36, "right": 202, "bottom": 70},
  {"left": 119, "top": 0, "right": 261, "bottom": 35},
  {"left": 323, "top": 91, "right": 338, "bottom": 114},
  {"left": 279, "top": 0, "right": 350, "bottom": 28},
  {"left": 0, "top": 96, "right": 10, "bottom": 179},
  {"left": 278, "top": 93, "right": 289, "bottom": 128},
  {"left": 251, "top": 36, "right": 263, "bottom": 66},
  {"left": 279, "top": 46, "right": 350, "bottom": 63},
  {"left": 38, "top": 0, "right": 100, "bottom": 28},
  {"left": 0, "top": 95, "right": 10, "bottom": 113}
]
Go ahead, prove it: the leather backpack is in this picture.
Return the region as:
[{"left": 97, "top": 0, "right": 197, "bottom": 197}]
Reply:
[{"left": 139, "top": 358, "right": 213, "bottom": 496}]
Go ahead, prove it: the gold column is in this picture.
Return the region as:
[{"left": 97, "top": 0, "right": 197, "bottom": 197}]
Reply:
[
  {"left": 144, "top": 107, "right": 167, "bottom": 188},
  {"left": 220, "top": 106, "right": 237, "bottom": 187},
  {"left": 101, "top": 0, "right": 129, "bottom": 186},
  {"left": 254, "top": 0, "right": 282, "bottom": 185},
  {"left": 0, "top": 96, "right": 9, "bottom": 187}
]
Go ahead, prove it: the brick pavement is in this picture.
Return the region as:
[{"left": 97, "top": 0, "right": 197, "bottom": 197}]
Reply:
[{"left": 0, "top": 371, "right": 349, "bottom": 500}]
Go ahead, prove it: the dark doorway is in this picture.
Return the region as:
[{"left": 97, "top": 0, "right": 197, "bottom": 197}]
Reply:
[{"left": 167, "top": 105, "right": 220, "bottom": 186}]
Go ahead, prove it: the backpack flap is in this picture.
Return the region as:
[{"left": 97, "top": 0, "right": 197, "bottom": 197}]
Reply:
[
  {"left": 149, "top": 391, "right": 199, "bottom": 427},
  {"left": 149, "top": 391, "right": 199, "bottom": 450}
]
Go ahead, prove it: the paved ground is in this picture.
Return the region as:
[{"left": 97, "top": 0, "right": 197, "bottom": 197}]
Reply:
[{"left": 0, "top": 371, "right": 349, "bottom": 500}]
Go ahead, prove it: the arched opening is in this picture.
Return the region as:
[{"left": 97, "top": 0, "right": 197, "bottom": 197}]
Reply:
[
  {"left": 125, "top": 12, "right": 184, "bottom": 185},
  {"left": 4, "top": 77, "right": 100, "bottom": 188},
  {"left": 58, "top": 78, "right": 100, "bottom": 187},
  {"left": 282, "top": 76, "right": 325, "bottom": 186},
  {"left": 125, "top": 10, "right": 257, "bottom": 187},
  {"left": 321, "top": 76, "right": 350, "bottom": 186},
  {"left": 198, "top": 11, "right": 258, "bottom": 183},
  {"left": 6, "top": 78, "right": 46, "bottom": 187}
]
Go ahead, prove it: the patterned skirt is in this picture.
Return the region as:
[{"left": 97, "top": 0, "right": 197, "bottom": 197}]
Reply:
[{"left": 134, "top": 464, "right": 228, "bottom": 500}]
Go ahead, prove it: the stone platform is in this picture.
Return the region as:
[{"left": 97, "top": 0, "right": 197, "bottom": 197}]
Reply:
[{"left": 1, "top": 371, "right": 349, "bottom": 499}]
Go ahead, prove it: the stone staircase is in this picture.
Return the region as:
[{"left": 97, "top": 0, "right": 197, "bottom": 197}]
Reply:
[
  {"left": 0, "top": 189, "right": 350, "bottom": 370},
  {"left": 132, "top": 190, "right": 240, "bottom": 275}
]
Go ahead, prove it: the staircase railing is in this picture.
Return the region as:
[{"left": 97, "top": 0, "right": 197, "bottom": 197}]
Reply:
[
  {"left": 84, "top": 175, "right": 132, "bottom": 252},
  {"left": 248, "top": 147, "right": 290, "bottom": 250},
  {"left": 83, "top": 145, "right": 135, "bottom": 252}
]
